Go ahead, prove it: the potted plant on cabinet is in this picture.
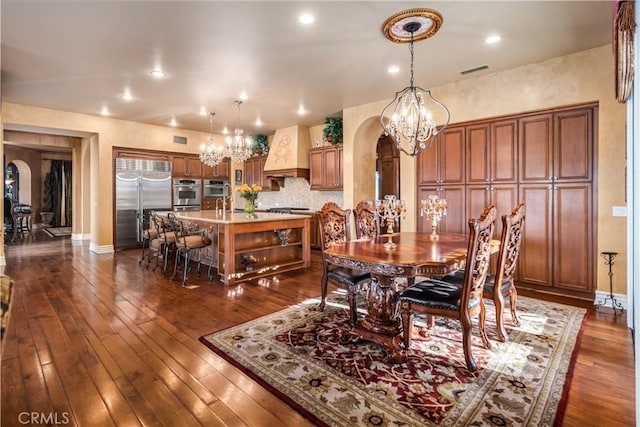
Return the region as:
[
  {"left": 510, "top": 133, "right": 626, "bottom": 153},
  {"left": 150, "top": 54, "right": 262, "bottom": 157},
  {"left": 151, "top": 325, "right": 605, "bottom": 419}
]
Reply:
[
  {"left": 322, "top": 117, "right": 343, "bottom": 146},
  {"left": 254, "top": 134, "right": 269, "bottom": 155}
]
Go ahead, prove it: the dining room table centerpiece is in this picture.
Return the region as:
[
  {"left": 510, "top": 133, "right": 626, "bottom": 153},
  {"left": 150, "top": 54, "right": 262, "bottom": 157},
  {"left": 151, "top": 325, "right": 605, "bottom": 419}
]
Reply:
[{"left": 237, "top": 183, "right": 262, "bottom": 217}]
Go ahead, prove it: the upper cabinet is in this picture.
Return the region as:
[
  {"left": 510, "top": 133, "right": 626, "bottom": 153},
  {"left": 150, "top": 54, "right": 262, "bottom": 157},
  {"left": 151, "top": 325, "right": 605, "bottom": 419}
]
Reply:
[
  {"left": 310, "top": 146, "right": 343, "bottom": 190},
  {"left": 172, "top": 154, "right": 202, "bottom": 178},
  {"left": 519, "top": 108, "right": 593, "bottom": 183},
  {"left": 466, "top": 119, "right": 517, "bottom": 184},
  {"left": 244, "top": 155, "right": 268, "bottom": 188},
  {"left": 203, "top": 159, "right": 230, "bottom": 180},
  {"left": 417, "top": 127, "right": 465, "bottom": 186}
]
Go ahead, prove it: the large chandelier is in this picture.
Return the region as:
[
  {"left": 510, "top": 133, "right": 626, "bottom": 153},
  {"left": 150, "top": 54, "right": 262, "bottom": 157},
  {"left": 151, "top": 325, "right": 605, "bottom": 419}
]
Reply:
[
  {"left": 379, "top": 8, "right": 450, "bottom": 157},
  {"left": 225, "top": 100, "right": 253, "bottom": 163},
  {"left": 199, "top": 112, "right": 225, "bottom": 167}
]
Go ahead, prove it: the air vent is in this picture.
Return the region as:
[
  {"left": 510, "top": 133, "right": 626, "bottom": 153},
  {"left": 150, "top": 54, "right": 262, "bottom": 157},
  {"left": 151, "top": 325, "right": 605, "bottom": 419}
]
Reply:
[
  {"left": 460, "top": 65, "right": 489, "bottom": 75},
  {"left": 173, "top": 136, "right": 187, "bottom": 145}
]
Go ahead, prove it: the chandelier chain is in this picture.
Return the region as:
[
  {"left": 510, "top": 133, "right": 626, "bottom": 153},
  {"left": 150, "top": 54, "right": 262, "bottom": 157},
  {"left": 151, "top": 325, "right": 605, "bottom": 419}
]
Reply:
[{"left": 409, "top": 31, "right": 415, "bottom": 88}]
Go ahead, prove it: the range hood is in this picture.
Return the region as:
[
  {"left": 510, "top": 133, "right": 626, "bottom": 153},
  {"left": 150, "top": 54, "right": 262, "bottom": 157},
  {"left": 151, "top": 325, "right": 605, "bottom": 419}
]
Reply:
[{"left": 262, "top": 125, "right": 311, "bottom": 189}]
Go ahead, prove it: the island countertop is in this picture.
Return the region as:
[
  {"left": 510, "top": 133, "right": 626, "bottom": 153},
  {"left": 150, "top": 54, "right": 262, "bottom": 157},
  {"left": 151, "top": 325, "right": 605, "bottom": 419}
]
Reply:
[{"left": 165, "top": 210, "right": 312, "bottom": 224}]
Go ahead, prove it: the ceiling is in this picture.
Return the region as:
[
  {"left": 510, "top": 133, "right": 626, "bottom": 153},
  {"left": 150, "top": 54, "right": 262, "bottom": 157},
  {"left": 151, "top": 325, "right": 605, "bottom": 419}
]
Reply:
[{"left": 2, "top": 1, "right": 613, "bottom": 138}]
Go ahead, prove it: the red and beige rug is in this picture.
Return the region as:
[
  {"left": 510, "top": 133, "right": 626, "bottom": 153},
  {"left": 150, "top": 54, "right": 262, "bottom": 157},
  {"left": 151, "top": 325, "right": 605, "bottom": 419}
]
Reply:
[{"left": 200, "top": 292, "right": 586, "bottom": 426}]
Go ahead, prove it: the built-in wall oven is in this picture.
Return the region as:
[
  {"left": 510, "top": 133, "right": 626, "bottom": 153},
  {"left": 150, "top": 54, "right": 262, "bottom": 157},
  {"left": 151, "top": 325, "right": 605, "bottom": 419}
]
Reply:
[
  {"left": 173, "top": 178, "right": 201, "bottom": 211},
  {"left": 203, "top": 179, "right": 229, "bottom": 199}
]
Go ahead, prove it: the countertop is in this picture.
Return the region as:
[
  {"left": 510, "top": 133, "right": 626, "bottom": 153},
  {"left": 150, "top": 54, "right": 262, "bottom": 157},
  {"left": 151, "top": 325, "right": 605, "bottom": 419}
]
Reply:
[{"left": 164, "top": 210, "right": 312, "bottom": 224}]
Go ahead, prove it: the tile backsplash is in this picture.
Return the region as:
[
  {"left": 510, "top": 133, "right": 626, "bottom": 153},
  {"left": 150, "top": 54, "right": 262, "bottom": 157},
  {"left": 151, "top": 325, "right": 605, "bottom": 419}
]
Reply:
[{"left": 237, "top": 177, "right": 342, "bottom": 211}]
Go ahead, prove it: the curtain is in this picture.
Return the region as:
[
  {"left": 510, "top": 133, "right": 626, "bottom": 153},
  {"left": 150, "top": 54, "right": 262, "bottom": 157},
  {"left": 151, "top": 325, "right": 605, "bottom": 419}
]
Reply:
[
  {"left": 614, "top": 1, "right": 635, "bottom": 103},
  {"left": 47, "top": 160, "right": 72, "bottom": 227}
]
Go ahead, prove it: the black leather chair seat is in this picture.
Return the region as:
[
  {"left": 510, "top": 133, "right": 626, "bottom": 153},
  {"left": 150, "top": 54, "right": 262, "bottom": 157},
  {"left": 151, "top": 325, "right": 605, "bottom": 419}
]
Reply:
[
  {"left": 400, "top": 279, "right": 480, "bottom": 312},
  {"left": 441, "top": 269, "right": 511, "bottom": 294},
  {"left": 327, "top": 267, "right": 370, "bottom": 287}
]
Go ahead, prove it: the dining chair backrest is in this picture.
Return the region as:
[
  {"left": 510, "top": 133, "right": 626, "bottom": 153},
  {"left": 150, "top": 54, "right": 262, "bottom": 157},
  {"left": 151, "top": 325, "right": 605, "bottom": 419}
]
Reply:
[
  {"left": 353, "top": 200, "right": 380, "bottom": 239},
  {"left": 494, "top": 204, "right": 525, "bottom": 287},
  {"left": 461, "top": 205, "right": 497, "bottom": 309},
  {"left": 317, "top": 202, "right": 352, "bottom": 251}
]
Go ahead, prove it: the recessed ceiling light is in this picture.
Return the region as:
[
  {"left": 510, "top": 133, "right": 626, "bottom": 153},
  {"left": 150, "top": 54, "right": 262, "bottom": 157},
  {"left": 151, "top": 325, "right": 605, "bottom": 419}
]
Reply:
[
  {"left": 255, "top": 118, "right": 263, "bottom": 126},
  {"left": 485, "top": 34, "right": 501, "bottom": 44},
  {"left": 298, "top": 105, "right": 307, "bottom": 115},
  {"left": 170, "top": 118, "right": 177, "bottom": 127},
  {"left": 239, "top": 91, "right": 248, "bottom": 101},
  {"left": 222, "top": 126, "right": 229, "bottom": 135},
  {"left": 199, "top": 106, "right": 207, "bottom": 116},
  {"left": 150, "top": 69, "right": 166, "bottom": 78},
  {"left": 388, "top": 65, "right": 400, "bottom": 74},
  {"left": 299, "top": 13, "right": 314, "bottom": 25},
  {"left": 121, "top": 91, "right": 133, "bottom": 101},
  {"left": 100, "top": 106, "right": 110, "bottom": 116}
]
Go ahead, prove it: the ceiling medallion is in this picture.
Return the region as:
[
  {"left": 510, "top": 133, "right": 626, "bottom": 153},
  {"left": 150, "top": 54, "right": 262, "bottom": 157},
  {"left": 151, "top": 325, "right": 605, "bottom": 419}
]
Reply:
[{"left": 382, "top": 8, "right": 443, "bottom": 44}]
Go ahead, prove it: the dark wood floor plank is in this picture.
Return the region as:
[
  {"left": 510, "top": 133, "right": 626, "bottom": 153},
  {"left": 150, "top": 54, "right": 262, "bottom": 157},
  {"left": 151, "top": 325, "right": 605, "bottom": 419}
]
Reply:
[{"left": 1, "top": 232, "right": 635, "bottom": 426}]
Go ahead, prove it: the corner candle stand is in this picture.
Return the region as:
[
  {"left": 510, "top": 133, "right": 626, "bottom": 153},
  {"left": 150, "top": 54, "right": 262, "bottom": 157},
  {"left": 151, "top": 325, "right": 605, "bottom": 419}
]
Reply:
[{"left": 596, "top": 251, "right": 624, "bottom": 314}]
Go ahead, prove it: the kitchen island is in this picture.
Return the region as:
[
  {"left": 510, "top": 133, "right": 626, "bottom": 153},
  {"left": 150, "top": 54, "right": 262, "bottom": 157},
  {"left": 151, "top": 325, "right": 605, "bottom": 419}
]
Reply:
[{"left": 170, "top": 210, "right": 311, "bottom": 286}]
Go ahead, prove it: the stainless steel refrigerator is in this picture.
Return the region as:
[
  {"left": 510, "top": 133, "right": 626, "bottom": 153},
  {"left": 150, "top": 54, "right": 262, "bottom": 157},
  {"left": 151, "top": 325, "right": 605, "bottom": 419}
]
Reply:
[{"left": 115, "top": 158, "right": 172, "bottom": 249}]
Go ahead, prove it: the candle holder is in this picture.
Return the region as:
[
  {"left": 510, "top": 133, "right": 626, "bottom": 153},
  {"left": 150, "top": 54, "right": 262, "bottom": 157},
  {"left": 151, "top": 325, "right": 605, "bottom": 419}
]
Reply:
[
  {"left": 374, "top": 195, "right": 406, "bottom": 249},
  {"left": 420, "top": 195, "right": 447, "bottom": 240}
]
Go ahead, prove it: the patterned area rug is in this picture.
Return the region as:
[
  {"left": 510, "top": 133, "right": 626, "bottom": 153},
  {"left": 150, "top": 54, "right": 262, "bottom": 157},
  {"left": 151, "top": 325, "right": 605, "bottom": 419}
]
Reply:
[
  {"left": 43, "top": 227, "right": 72, "bottom": 237},
  {"left": 199, "top": 292, "right": 586, "bottom": 426}
]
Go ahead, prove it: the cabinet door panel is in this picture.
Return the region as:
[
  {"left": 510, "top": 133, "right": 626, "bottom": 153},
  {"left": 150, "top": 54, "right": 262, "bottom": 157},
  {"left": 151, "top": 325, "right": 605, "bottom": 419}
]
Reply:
[
  {"left": 554, "top": 183, "right": 593, "bottom": 292},
  {"left": 417, "top": 140, "right": 439, "bottom": 184},
  {"left": 172, "top": 155, "right": 187, "bottom": 177},
  {"left": 309, "top": 150, "right": 325, "bottom": 189},
  {"left": 438, "top": 186, "right": 466, "bottom": 234},
  {"left": 466, "top": 124, "right": 489, "bottom": 184},
  {"left": 518, "top": 184, "right": 553, "bottom": 287},
  {"left": 324, "top": 149, "right": 338, "bottom": 188},
  {"left": 491, "top": 185, "right": 518, "bottom": 223},
  {"left": 554, "top": 108, "right": 593, "bottom": 181},
  {"left": 441, "top": 128, "right": 465, "bottom": 184},
  {"left": 466, "top": 185, "right": 491, "bottom": 225},
  {"left": 519, "top": 114, "right": 552, "bottom": 182},
  {"left": 491, "top": 120, "right": 518, "bottom": 183},
  {"left": 186, "top": 157, "right": 202, "bottom": 177}
]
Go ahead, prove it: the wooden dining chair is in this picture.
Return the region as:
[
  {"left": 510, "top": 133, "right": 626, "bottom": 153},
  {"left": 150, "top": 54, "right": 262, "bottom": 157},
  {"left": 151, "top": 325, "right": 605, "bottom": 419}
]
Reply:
[
  {"left": 317, "top": 202, "right": 370, "bottom": 326},
  {"left": 399, "top": 205, "right": 497, "bottom": 372},
  {"left": 353, "top": 200, "right": 380, "bottom": 239},
  {"left": 440, "top": 204, "right": 525, "bottom": 342}
]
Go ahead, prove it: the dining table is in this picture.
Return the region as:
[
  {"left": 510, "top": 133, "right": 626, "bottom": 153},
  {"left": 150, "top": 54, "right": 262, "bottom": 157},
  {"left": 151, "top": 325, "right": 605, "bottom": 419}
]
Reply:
[{"left": 323, "top": 232, "right": 472, "bottom": 364}]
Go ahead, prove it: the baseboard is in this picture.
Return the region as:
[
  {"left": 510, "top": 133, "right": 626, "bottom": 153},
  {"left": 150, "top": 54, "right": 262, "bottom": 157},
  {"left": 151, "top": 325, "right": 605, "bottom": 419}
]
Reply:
[
  {"left": 89, "top": 242, "right": 114, "bottom": 254},
  {"left": 71, "top": 233, "right": 91, "bottom": 241},
  {"left": 594, "top": 290, "right": 628, "bottom": 311}
]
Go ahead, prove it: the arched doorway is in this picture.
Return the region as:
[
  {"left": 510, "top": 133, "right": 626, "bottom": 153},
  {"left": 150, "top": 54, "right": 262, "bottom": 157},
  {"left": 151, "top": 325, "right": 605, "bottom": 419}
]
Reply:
[{"left": 375, "top": 135, "right": 400, "bottom": 200}]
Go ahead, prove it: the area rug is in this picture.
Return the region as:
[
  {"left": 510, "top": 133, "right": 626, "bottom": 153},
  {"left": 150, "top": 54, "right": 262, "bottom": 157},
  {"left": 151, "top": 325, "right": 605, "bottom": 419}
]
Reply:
[
  {"left": 43, "top": 227, "right": 71, "bottom": 237},
  {"left": 199, "top": 292, "right": 586, "bottom": 426}
]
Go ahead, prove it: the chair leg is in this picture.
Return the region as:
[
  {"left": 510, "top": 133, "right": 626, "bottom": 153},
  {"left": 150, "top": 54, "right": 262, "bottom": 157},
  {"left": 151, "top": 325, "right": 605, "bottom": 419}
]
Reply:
[
  {"left": 181, "top": 250, "right": 190, "bottom": 286},
  {"left": 400, "top": 306, "right": 414, "bottom": 349},
  {"left": 460, "top": 313, "right": 477, "bottom": 372},
  {"left": 319, "top": 263, "right": 329, "bottom": 311},
  {"left": 493, "top": 291, "right": 508, "bottom": 342},
  {"left": 346, "top": 288, "right": 358, "bottom": 327},
  {"left": 510, "top": 287, "right": 521, "bottom": 327},
  {"left": 171, "top": 249, "right": 181, "bottom": 281},
  {"left": 139, "top": 238, "right": 148, "bottom": 264},
  {"left": 478, "top": 299, "right": 491, "bottom": 350}
]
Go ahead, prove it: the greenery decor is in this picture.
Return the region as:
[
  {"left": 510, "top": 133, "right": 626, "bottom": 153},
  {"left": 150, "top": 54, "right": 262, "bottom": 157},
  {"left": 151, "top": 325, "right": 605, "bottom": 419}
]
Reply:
[
  {"left": 254, "top": 134, "right": 269, "bottom": 155},
  {"left": 322, "top": 117, "right": 343, "bottom": 146}
]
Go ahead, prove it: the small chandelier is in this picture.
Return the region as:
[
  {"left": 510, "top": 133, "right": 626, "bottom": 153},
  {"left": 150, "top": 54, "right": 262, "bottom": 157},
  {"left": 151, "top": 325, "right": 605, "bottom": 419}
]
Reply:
[
  {"left": 225, "top": 100, "right": 253, "bottom": 163},
  {"left": 199, "top": 112, "right": 225, "bottom": 167},
  {"left": 380, "top": 8, "right": 450, "bottom": 157}
]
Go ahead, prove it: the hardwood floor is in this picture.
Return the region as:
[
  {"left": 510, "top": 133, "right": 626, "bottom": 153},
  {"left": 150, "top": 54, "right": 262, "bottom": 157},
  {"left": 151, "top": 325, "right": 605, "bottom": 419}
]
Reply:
[{"left": 1, "top": 231, "right": 635, "bottom": 426}]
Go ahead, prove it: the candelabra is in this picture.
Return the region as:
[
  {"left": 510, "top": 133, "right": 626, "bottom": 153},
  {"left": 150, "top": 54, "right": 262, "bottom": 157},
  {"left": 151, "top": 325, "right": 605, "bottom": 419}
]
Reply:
[
  {"left": 420, "top": 195, "right": 447, "bottom": 240},
  {"left": 374, "top": 195, "right": 406, "bottom": 249}
]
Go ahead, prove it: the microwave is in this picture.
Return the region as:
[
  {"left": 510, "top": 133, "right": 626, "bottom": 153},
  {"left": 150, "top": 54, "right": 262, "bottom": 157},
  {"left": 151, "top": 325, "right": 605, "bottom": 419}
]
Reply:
[{"left": 203, "top": 179, "right": 229, "bottom": 198}]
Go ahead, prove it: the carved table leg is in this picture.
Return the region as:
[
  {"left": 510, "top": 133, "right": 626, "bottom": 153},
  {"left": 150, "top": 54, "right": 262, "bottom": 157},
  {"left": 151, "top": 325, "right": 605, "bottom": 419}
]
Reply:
[{"left": 347, "top": 275, "right": 407, "bottom": 363}]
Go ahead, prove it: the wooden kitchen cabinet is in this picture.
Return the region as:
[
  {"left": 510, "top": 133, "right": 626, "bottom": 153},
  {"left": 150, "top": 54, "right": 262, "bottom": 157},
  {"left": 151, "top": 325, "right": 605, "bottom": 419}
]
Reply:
[
  {"left": 310, "top": 146, "right": 343, "bottom": 190},
  {"left": 172, "top": 154, "right": 202, "bottom": 178},
  {"left": 466, "top": 119, "right": 517, "bottom": 184},
  {"left": 417, "top": 126, "right": 465, "bottom": 186},
  {"left": 309, "top": 212, "right": 321, "bottom": 250},
  {"left": 244, "top": 155, "right": 268, "bottom": 187},
  {"left": 203, "top": 159, "right": 230, "bottom": 179}
]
